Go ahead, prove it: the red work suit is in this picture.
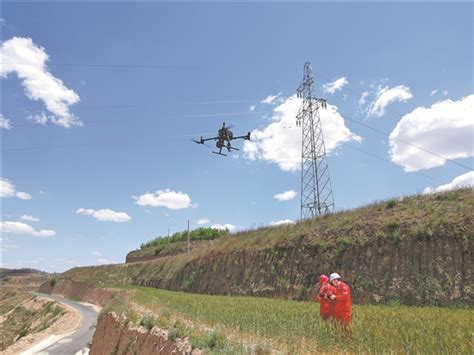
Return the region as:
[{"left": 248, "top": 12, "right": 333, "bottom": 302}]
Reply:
[
  {"left": 315, "top": 284, "right": 336, "bottom": 320},
  {"left": 333, "top": 281, "right": 351, "bottom": 325}
]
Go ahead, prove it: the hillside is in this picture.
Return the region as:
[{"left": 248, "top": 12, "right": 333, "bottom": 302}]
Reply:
[{"left": 63, "top": 188, "right": 473, "bottom": 306}]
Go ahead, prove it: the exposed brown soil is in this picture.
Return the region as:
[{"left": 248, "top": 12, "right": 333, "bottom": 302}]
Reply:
[
  {"left": 39, "top": 279, "right": 112, "bottom": 306},
  {"left": 90, "top": 312, "right": 197, "bottom": 355}
]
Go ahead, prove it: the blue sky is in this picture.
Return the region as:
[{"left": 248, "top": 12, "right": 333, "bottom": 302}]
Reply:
[{"left": 1, "top": 2, "right": 473, "bottom": 272}]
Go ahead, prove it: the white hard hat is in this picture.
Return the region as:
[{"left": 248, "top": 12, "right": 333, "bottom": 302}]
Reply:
[{"left": 329, "top": 273, "right": 341, "bottom": 282}]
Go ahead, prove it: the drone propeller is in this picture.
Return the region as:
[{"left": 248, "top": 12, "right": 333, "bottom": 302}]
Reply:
[{"left": 190, "top": 138, "right": 211, "bottom": 149}]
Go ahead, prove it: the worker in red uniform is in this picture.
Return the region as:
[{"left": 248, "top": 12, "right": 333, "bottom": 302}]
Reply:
[
  {"left": 315, "top": 274, "right": 336, "bottom": 320},
  {"left": 329, "top": 272, "right": 351, "bottom": 337}
]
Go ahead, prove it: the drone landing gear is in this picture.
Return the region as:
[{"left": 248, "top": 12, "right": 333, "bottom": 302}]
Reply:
[{"left": 212, "top": 151, "right": 227, "bottom": 156}]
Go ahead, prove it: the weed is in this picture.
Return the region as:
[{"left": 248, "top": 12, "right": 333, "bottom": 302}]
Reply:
[{"left": 139, "top": 314, "right": 155, "bottom": 330}]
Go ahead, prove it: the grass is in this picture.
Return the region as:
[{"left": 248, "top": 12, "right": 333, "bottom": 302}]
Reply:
[{"left": 114, "top": 285, "right": 473, "bottom": 354}]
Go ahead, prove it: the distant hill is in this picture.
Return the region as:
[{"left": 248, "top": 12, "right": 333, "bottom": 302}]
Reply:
[
  {"left": 63, "top": 188, "right": 473, "bottom": 306},
  {"left": 0, "top": 268, "right": 49, "bottom": 279}
]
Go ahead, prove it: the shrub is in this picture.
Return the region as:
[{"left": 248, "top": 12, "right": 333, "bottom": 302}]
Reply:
[
  {"left": 49, "top": 277, "right": 57, "bottom": 288},
  {"left": 140, "top": 227, "right": 229, "bottom": 250},
  {"left": 139, "top": 314, "right": 155, "bottom": 330}
]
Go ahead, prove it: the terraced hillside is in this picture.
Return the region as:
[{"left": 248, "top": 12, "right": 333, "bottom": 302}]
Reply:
[{"left": 64, "top": 188, "right": 473, "bottom": 306}]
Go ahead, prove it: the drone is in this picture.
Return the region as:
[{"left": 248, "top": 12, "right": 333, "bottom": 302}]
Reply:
[{"left": 192, "top": 122, "right": 251, "bottom": 156}]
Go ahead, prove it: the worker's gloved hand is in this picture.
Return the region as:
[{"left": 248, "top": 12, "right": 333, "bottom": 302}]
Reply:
[{"left": 329, "top": 294, "right": 336, "bottom": 300}]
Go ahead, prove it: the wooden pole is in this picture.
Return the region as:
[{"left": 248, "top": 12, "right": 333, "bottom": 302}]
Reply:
[{"left": 187, "top": 220, "right": 190, "bottom": 255}]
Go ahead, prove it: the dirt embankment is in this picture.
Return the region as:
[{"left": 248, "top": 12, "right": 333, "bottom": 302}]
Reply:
[
  {"left": 0, "top": 290, "right": 80, "bottom": 355},
  {"left": 158, "top": 235, "right": 472, "bottom": 306},
  {"left": 90, "top": 312, "right": 194, "bottom": 355},
  {"left": 39, "top": 279, "right": 111, "bottom": 306},
  {"left": 41, "top": 279, "right": 199, "bottom": 355}
]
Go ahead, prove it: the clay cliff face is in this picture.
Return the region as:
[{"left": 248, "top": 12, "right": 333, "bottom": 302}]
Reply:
[
  {"left": 39, "top": 279, "right": 111, "bottom": 306},
  {"left": 130, "top": 235, "right": 472, "bottom": 306},
  {"left": 90, "top": 313, "right": 192, "bottom": 355}
]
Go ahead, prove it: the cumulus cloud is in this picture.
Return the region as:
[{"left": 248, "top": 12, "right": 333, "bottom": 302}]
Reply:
[
  {"left": 20, "top": 214, "right": 39, "bottom": 222},
  {"left": 423, "top": 172, "right": 474, "bottom": 194},
  {"left": 197, "top": 218, "right": 210, "bottom": 225},
  {"left": 134, "top": 189, "right": 192, "bottom": 210},
  {"left": 0, "top": 114, "right": 12, "bottom": 129},
  {"left": 430, "top": 89, "right": 438, "bottom": 96},
  {"left": 270, "top": 219, "right": 295, "bottom": 226},
  {"left": 76, "top": 208, "right": 131, "bottom": 222},
  {"left": 243, "top": 94, "right": 361, "bottom": 171},
  {"left": 0, "top": 37, "right": 80, "bottom": 127},
  {"left": 0, "top": 178, "right": 32, "bottom": 200},
  {"left": 273, "top": 190, "right": 297, "bottom": 201},
  {"left": 389, "top": 95, "right": 474, "bottom": 171},
  {"left": 211, "top": 223, "right": 236, "bottom": 232},
  {"left": 323, "top": 77, "right": 348, "bottom": 94},
  {"left": 0, "top": 221, "right": 55, "bottom": 237},
  {"left": 91, "top": 251, "right": 101, "bottom": 256},
  {"left": 368, "top": 85, "right": 413, "bottom": 117}
]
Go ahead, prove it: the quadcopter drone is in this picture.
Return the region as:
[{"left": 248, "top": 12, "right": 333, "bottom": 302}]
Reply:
[{"left": 192, "top": 122, "right": 251, "bottom": 156}]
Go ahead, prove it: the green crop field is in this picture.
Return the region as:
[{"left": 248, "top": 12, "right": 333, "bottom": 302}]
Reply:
[{"left": 108, "top": 286, "right": 473, "bottom": 354}]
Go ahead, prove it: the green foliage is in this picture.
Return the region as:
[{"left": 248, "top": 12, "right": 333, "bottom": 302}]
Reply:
[
  {"left": 49, "top": 277, "right": 57, "bottom": 287},
  {"left": 386, "top": 199, "right": 397, "bottom": 209},
  {"left": 140, "top": 227, "right": 229, "bottom": 250},
  {"left": 190, "top": 330, "right": 227, "bottom": 351},
  {"left": 168, "top": 320, "right": 188, "bottom": 341},
  {"left": 139, "top": 314, "right": 155, "bottom": 330}
]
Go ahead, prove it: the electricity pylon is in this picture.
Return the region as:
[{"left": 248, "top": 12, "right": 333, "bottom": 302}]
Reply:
[{"left": 296, "top": 62, "right": 335, "bottom": 219}]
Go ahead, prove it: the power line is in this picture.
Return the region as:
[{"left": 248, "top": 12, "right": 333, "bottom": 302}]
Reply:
[
  {"left": 324, "top": 135, "right": 446, "bottom": 184},
  {"left": 2, "top": 62, "right": 199, "bottom": 70},
  {"left": 183, "top": 111, "right": 265, "bottom": 119},
  {"left": 339, "top": 112, "right": 473, "bottom": 172}
]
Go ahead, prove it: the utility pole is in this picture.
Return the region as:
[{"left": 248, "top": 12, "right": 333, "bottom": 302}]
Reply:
[
  {"left": 296, "top": 62, "right": 335, "bottom": 220},
  {"left": 187, "top": 220, "right": 190, "bottom": 256}
]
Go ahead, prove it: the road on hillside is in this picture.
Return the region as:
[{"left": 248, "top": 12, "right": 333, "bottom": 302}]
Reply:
[{"left": 30, "top": 293, "right": 98, "bottom": 355}]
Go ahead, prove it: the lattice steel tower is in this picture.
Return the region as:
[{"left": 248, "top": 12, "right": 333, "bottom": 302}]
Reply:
[{"left": 296, "top": 62, "right": 335, "bottom": 219}]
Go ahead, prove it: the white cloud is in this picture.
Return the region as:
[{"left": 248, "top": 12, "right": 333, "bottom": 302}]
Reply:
[
  {"left": 0, "top": 18, "right": 6, "bottom": 25},
  {"left": 15, "top": 191, "right": 32, "bottom": 200},
  {"left": 270, "top": 219, "right": 295, "bottom": 226},
  {"left": 0, "top": 221, "right": 55, "bottom": 237},
  {"left": 323, "top": 77, "right": 348, "bottom": 94},
  {"left": 0, "top": 114, "right": 12, "bottom": 129},
  {"left": 0, "top": 37, "right": 81, "bottom": 128},
  {"left": 273, "top": 190, "right": 297, "bottom": 201},
  {"left": 197, "top": 218, "right": 210, "bottom": 225},
  {"left": 368, "top": 85, "right": 413, "bottom": 117},
  {"left": 260, "top": 93, "right": 281, "bottom": 105},
  {"left": 389, "top": 95, "right": 474, "bottom": 171},
  {"left": 243, "top": 94, "right": 361, "bottom": 171},
  {"left": 430, "top": 89, "right": 438, "bottom": 96},
  {"left": 443, "top": 90, "right": 448, "bottom": 96},
  {"left": 91, "top": 251, "right": 101, "bottom": 256},
  {"left": 76, "top": 208, "right": 131, "bottom": 222},
  {"left": 358, "top": 91, "right": 370, "bottom": 107},
  {"left": 20, "top": 214, "right": 39, "bottom": 222},
  {"left": 135, "top": 189, "right": 192, "bottom": 210},
  {"left": 424, "top": 172, "right": 474, "bottom": 194},
  {"left": 249, "top": 105, "right": 256, "bottom": 111},
  {"left": 211, "top": 223, "right": 236, "bottom": 232},
  {"left": 1, "top": 178, "right": 32, "bottom": 200}
]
